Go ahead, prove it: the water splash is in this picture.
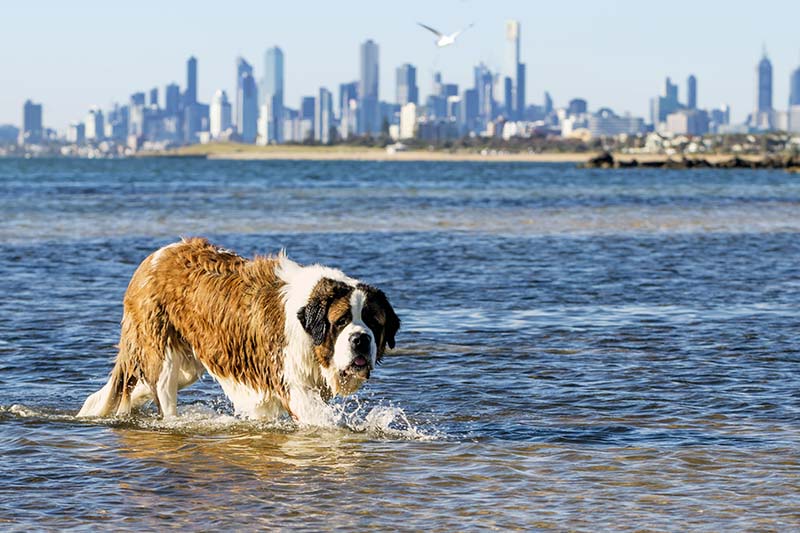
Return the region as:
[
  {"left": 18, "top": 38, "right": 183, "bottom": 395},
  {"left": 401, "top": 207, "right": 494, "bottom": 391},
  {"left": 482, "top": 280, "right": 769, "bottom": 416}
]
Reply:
[{"left": 1, "top": 398, "right": 441, "bottom": 441}]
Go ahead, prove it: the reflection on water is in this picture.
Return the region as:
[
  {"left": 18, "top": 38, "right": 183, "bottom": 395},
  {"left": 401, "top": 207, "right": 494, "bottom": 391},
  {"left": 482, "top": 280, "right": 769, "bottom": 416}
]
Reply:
[{"left": 1, "top": 159, "right": 800, "bottom": 530}]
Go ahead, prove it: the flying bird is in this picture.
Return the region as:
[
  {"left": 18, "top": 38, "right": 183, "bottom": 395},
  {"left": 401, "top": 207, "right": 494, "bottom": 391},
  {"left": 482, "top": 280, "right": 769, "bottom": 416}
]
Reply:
[{"left": 417, "top": 22, "right": 474, "bottom": 48}]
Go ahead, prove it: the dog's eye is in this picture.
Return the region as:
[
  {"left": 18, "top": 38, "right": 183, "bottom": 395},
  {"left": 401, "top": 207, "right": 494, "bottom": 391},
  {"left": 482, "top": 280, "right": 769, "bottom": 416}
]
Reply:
[{"left": 335, "top": 315, "right": 350, "bottom": 328}]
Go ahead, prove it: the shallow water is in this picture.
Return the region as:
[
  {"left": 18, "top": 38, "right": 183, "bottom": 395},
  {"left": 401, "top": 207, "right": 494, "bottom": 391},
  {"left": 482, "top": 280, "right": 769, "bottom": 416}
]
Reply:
[{"left": 1, "top": 159, "right": 799, "bottom": 530}]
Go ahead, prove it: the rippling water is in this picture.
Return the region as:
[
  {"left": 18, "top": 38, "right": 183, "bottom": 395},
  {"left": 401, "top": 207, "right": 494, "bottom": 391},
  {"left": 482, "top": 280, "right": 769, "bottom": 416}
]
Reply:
[{"left": 1, "top": 158, "right": 799, "bottom": 530}]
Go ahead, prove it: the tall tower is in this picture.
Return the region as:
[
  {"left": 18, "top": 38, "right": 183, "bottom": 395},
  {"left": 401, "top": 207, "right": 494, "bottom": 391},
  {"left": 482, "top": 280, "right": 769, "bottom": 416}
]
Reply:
[
  {"left": 20, "top": 100, "right": 43, "bottom": 144},
  {"left": 185, "top": 56, "right": 198, "bottom": 106},
  {"left": 687, "top": 74, "right": 697, "bottom": 109},
  {"left": 757, "top": 48, "right": 773, "bottom": 113},
  {"left": 210, "top": 90, "right": 232, "bottom": 139},
  {"left": 235, "top": 57, "right": 253, "bottom": 130},
  {"left": 790, "top": 58, "right": 800, "bottom": 107},
  {"left": 165, "top": 83, "right": 180, "bottom": 115},
  {"left": 359, "top": 39, "right": 379, "bottom": 135},
  {"left": 263, "top": 46, "right": 285, "bottom": 143},
  {"left": 315, "top": 87, "right": 333, "bottom": 143},
  {"left": 238, "top": 71, "right": 258, "bottom": 143},
  {"left": 505, "top": 20, "right": 525, "bottom": 119},
  {"left": 396, "top": 63, "right": 418, "bottom": 106}
]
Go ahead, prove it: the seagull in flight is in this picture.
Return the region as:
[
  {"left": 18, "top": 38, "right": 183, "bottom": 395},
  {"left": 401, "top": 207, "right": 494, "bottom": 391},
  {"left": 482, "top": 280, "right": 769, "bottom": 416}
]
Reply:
[{"left": 417, "top": 22, "right": 474, "bottom": 48}]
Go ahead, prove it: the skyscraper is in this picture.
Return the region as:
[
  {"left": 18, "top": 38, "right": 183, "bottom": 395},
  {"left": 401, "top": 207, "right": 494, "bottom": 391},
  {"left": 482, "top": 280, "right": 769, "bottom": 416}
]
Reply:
[
  {"left": 301, "top": 96, "right": 316, "bottom": 141},
  {"left": 505, "top": 20, "right": 525, "bottom": 119},
  {"left": 789, "top": 59, "right": 800, "bottom": 133},
  {"left": 149, "top": 87, "right": 159, "bottom": 108},
  {"left": 544, "top": 91, "right": 553, "bottom": 115},
  {"left": 516, "top": 63, "right": 526, "bottom": 119},
  {"left": 687, "top": 75, "right": 697, "bottom": 109},
  {"left": 165, "top": 83, "right": 180, "bottom": 115},
  {"left": 185, "top": 56, "right": 198, "bottom": 106},
  {"left": 650, "top": 77, "right": 680, "bottom": 126},
  {"left": 789, "top": 61, "right": 800, "bottom": 106},
  {"left": 235, "top": 57, "right": 254, "bottom": 132},
  {"left": 757, "top": 49, "right": 773, "bottom": 113},
  {"left": 339, "top": 81, "right": 358, "bottom": 118},
  {"left": 210, "top": 90, "right": 232, "bottom": 138},
  {"left": 474, "top": 63, "right": 494, "bottom": 127},
  {"left": 84, "top": 107, "right": 105, "bottom": 141},
  {"left": 263, "top": 47, "right": 284, "bottom": 143},
  {"left": 20, "top": 100, "right": 43, "bottom": 144},
  {"left": 359, "top": 39, "right": 380, "bottom": 135},
  {"left": 314, "top": 87, "right": 333, "bottom": 144},
  {"left": 238, "top": 71, "right": 258, "bottom": 143},
  {"left": 396, "top": 63, "right": 418, "bottom": 106}
]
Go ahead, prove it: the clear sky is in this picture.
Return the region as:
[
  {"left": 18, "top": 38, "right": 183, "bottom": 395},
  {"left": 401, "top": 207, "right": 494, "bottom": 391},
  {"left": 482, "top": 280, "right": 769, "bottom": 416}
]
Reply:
[{"left": 2, "top": 0, "right": 799, "bottom": 130}]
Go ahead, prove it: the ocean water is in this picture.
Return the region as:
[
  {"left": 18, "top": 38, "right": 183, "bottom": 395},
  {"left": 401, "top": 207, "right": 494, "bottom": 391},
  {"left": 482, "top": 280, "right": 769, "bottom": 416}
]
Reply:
[{"left": 1, "top": 158, "right": 799, "bottom": 531}]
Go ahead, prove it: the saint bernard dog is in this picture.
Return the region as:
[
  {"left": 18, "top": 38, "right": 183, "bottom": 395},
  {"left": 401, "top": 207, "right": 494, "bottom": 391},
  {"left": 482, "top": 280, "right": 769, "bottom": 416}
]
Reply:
[{"left": 77, "top": 237, "right": 400, "bottom": 423}]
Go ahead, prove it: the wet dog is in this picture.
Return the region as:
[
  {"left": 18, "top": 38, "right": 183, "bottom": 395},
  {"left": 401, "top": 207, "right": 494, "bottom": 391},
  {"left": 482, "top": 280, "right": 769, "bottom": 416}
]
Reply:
[{"left": 77, "top": 237, "right": 399, "bottom": 423}]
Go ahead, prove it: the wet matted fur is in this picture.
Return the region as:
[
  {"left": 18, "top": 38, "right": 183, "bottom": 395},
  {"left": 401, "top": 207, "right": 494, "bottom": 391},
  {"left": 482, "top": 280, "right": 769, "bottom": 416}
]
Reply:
[{"left": 77, "top": 237, "right": 399, "bottom": 422}]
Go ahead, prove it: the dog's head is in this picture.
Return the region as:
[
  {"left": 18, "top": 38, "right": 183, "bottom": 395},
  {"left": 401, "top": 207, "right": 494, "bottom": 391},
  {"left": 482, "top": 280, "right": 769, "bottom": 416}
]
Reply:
[{"left": 297, "top": 278, "right": 400, "bottom": 395}]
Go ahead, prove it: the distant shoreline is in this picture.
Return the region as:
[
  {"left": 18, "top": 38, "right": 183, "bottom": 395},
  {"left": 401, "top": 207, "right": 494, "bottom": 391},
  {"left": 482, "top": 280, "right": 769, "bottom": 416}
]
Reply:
[
  {"left": 138, "top": 143, "right": 791, "bottom": 166},
  {"left": 141, "top": 144, "right": 595, "bottom": 163}
]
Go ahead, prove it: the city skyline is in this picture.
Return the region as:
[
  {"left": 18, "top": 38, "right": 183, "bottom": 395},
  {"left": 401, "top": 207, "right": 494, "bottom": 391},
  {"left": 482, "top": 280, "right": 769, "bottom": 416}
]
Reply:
[{"left": 3, "top": 1, "right": 800, "bottom": 130}]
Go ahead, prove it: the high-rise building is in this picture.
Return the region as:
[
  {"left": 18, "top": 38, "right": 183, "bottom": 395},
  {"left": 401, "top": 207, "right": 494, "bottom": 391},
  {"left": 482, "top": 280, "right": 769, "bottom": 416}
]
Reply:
[
  {"left": 339, "top": 81, "right": 358, "bottom": 119},
  {"left": 67, "top": 122, "right": 85, "bottom": 144},
  {"left": 262, "top": 46, "right": 284, "bottom": 143},
  {"left": 106, "top": 104, "right": 128, "bottom": 141},
  {"left": 129, "top": 93, "right": 146, "bottom": 137},
  {"left": 516, "top": 63, "right": 526, "bottom": 119},
  {"left": 544, "top": 91, "right": 553, "bottom": 115},
  {"left": 789, "top": 62, "right": 800, "bottom": 107},
  {"left": 165, "top": 83, "right": 180, "bottom": 115},
  {"left": 396, "top": 63, "right": 418, "bottom": 106},
  {"left": 149, "top": 87, "right": 159, "bottom": 108},
  {"left": 503, "top": 76, "right": 513, "bottom": 117},
  {"left": 399, "top": 102, "right": 417, "bottom": 139},
  {"left": 474, "top": 63, "right": 494, "bottom": 127},
  {"left": 84, "top": 107, "right": 105, "bottom": 141},
  {"left": 687, "top": 75, "right": 697, "bottom": 109},
  {"left": 235, "top": 57, "right": 253, "bottom": 129},
  {"left": 505, "top": 20, "right": 525, "bottom": 119},
  {"left": 183, "top": 103, "right": 209, "bottom": 143},
  {"left": 185, "top": 56, "right": 198, "bottom": 106},
  {"left": 314, "top": 87, "right": 333, "bottom": 143},
  {"left": 20, "top": 100, "right": 43, "bottom": 144},
  {"left": 650, "top": 77, "right": 681, "bottom": 126},
  {"left": 460, "top": 88, "right": 479, "bottom": 133},
  {"left": 666, "top": 109, "right": 710, "bottom": 136},
  {"left": 300, "top": 96, "right": 315, "bottom": 141},
  {"left": 790, "top": 60, "right": 800, "bottom": 133},
  {"left": 359, "top": 39, "right": 380, "bottom": 135},
  {"left": 131, "top": 92, "right": 146, "bottom": 107},
  {"left": 756, "top": 49, "right": 773, "bottom": 113},
  {"left": 238, "top": 71, "right": 258, "bottom": 143},
  {"left": 568, "top": 98, "right": 588, "bottom": 115},
  {"left": 210, "top": 90, "right": 232, "bottom": 139}
]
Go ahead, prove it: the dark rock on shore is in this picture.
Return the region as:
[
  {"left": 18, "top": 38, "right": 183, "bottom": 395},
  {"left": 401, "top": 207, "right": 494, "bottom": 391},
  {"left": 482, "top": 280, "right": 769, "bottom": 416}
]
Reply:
[{"left": 581, "top": 152, "right": 800, "bottom": 171}]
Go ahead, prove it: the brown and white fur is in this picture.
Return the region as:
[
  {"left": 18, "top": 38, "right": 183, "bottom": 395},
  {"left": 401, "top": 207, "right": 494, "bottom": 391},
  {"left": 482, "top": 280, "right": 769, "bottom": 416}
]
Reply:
[{"left": 77, "top": 237, "right": 400, "bottom": 424}]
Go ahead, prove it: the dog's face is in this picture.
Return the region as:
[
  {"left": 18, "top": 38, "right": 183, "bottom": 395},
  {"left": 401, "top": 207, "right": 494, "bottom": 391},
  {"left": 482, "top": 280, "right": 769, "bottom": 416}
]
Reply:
[{"left": 297, "top": 278, "right": 400, "bottom": 395}]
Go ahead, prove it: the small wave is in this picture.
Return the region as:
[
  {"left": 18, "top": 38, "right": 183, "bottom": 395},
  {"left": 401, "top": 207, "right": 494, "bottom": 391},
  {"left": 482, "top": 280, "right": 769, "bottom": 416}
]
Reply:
[{"left": 1, "top": 398, "right": 441, "bottom": 441}]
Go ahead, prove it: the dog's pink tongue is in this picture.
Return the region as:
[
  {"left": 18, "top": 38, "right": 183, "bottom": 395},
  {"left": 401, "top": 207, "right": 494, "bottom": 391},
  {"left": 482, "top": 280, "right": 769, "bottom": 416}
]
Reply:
[{"left": 353, "top": 356, "right": 368, "bottom": 367}]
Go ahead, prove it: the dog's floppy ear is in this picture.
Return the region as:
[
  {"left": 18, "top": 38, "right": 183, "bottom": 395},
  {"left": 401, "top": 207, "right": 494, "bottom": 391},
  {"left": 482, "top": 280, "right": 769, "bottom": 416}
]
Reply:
[
  {"left": 358, "top": 283, "right": 400, "bottom": 352},
  {"left": 297, "top": 302, "right": 328, "bottom": 345},
  {"left": 382, "top": 294, "right": 400, "bottom": 350},
  {"left": 297, "top": 278, "right": 352, "bottom": 346}
]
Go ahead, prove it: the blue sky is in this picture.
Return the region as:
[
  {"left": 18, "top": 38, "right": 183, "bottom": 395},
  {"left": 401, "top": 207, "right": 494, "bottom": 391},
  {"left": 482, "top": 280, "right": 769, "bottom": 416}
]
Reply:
[{"left": 2, "top": 0, "right": 799, "bottom": 129}]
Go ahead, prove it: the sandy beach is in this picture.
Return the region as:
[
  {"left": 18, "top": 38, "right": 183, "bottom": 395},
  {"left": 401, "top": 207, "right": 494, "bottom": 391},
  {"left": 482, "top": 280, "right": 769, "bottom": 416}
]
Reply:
[
  {"left": 143, "top": 143, "right": 773, "bottom": 165},
  {"left": 148, "top": 142, "right": 596, "bottom": 162}
]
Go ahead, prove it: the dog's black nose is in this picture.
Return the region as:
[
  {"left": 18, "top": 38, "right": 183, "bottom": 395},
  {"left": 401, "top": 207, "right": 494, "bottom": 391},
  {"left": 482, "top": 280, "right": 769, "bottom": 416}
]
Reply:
[{"left": 350, "top": 332, "right": 371, "bottom": 356}]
